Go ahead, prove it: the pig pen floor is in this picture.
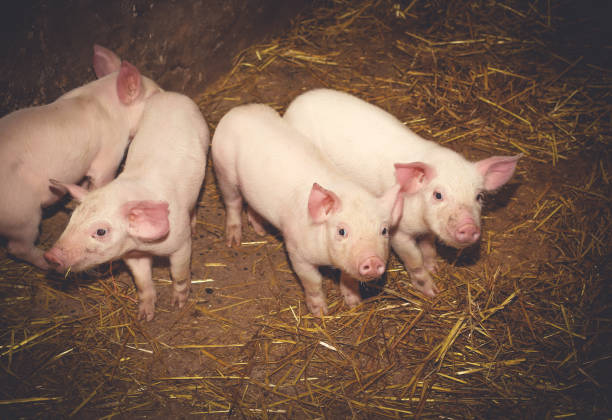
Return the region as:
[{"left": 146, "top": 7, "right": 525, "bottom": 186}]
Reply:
[{"left": 1, "top": 1, "right": 611, "bottom": 418}]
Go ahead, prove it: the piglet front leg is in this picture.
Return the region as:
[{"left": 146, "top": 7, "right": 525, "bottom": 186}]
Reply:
[
  {"left": 124, "top": 255, "right": 156, "bottom": 321},
  {"left": 339, "top": 272, "right": 362, "bottom": 308},
  {"left": 418, "top": 234, "right": 438, "bottom": 274},
  {"left": 289, "top": 254, "right": 328, "bottom": 317},
  {"left": 391, "top": 230, "right": 439, "bottom": 297}
]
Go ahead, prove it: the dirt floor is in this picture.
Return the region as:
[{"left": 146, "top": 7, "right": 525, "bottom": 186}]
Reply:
[{"left": 1, "top": 0, "right": 611, "bottom": 418}]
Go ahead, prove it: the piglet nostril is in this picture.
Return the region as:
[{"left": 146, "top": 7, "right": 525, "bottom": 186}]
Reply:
[
  {"left": 359, "top": 257, "right": 385, "bottom": 278},
  {"left": 43, "top": 250, "right": 64, "bottom": 271},
  {"left": 456, "top": 223, "right": 480, "bottom": 244}
]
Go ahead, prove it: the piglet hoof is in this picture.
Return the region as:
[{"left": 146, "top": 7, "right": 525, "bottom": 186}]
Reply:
[
  {"left": 339, "top": 276, "right": 362, "bottom": 308},
  {"left": 341, "top": 291, "right": 362, "bottom": 308},
  {"left": 410, "top": 268, "right": 439, "bottom": 298},
  {"left": 138, "top": 302, "right": 155, "bottom": 321},
  {"left": 423, "top": 259, "right": 438, "bottom": 274},
  {"left": 225, "top": 224, "right": 242, "bottom": 248},
  {"left": 20, "top": 248, "right": 50, "bottom": 270},
  {"left": 306, "top": 294, "right": 328, "bottom": 317},
  {"left": 412, "top": 278, "right": 439, "bottom": 298},
  {"left": 35, "top": 258, "right": 51, "bottom": 271},
  {"left": 171, "top": 289, "right": 190, "bottom": 308}
]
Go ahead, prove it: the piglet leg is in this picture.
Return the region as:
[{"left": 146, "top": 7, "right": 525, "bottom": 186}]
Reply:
[
  {"left": 169, "top": 238, "right": 192, "bottom": 308},
  {"left": 339, "top": 272, "right": 362, "bottom": 308},
  {"left": 289, "top": 252, "right": 328, "bottom": 317},
  {"left": 6, "top": 210, "right": 48, "bottom": 269},
  {"left": 391, "top": 230, "right": 439, "bottom": 297},
  {"left": 124, "top": 255, "right": 156, "bottom": 321},
  {"left": 246, "top": 206, "right": 267, "bottom": 236},
  {"left": 216, "top": 167, "right": 243, "bottom": 247},
  {"left": 418, "top": 234, "right": 438, "bottom": 273}
]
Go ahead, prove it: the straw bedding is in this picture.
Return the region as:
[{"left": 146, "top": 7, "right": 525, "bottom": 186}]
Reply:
[{"left": 0, "top": 0, "right": 610, "bottom": 418}]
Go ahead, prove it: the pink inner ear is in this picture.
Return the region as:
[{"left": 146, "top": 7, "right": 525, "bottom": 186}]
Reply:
[
  {"left": 93, "top": 44, "right": 122, "bottom": 78},
  {"left": 476, "top": 155, "right": 521, "bottom": 191},
  {"left": 308, "top": 183, "right": 341, "bottom": 223},
  {"left": 394, "top": 162, "right": 435, "bottom": 194},
  {"left": 116, "top": 61, "right": 142, "bottom": 105},
  {"left": 122, "top": 200, "right": 170, "bottom": 242}
]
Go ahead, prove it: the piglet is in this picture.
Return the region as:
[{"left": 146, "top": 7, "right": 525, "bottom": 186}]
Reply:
[
  {"left": 212, "top": 104, "right": 423, "bottom": 316},
  {"left": 44, "top": 92, "right": 209, "bottom": 321},
  {"left": 0, "top": 45, "right": 160, "bottom": 269},
  {"left": 284, "top": 88, "right": 520, "bottom": 297}
]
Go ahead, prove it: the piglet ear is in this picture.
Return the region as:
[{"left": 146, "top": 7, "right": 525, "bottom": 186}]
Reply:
[
  {"left": 122, "top": 200, "right": 170, "bottom": 242},
  {"left": 394, "top": 162, "right": 435, "bottom": 194},
  {"left": 116, "top": 61, "right": 143, "bottom": 105},
  {"left": 476, "top": 155, "right": 521, "bottom": 191},
  {"left": 380, "top": 184, "right": 405, "bottom": 228},
  {"left": 308, "top": 183, "right": 342, "bottom": 224},
  {"left": 93, "top": 44, "right": 122, "bottom": 78},
  {"left": 49, "top": 179, "right": 88, "bottom": 202}
]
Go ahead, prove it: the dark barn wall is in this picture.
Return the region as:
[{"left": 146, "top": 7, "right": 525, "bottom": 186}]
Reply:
[{"left": 0, "top": 0, "right": 310, "bottom": 115}]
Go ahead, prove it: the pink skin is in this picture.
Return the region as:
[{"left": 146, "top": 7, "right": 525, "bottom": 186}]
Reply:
[
  {"left": 44, "top": 200, "right": 170, "bottom": 272},
  {"left": 212, "top": 104, "right": 420, "bottom": 316},
  {"left": 358, "top": 256, "right": 385, "bottom": 278},
  {"left": 452, "top": 217, "right": 480, "bottom": 244},
  {"left": 44, "top": 92, "right": 209, "bottom": 321},
  {"left": 307, "top": 164, "right": 425, "bottom": 311},
  {"left": 284, "top": 88, "right": 521, "bottom": 298},
  {"left": 0, "top": 44, "right": 160, "bottom": 269}
]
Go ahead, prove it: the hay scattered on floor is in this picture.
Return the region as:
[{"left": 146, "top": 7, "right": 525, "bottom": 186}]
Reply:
[{"left": 1, "top": 0, "right": 610, "bottom": 418}]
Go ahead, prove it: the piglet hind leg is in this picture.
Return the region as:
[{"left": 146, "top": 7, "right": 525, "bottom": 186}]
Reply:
[
  {"left": 6, "top": 212, "right": 48, "bottom": 269},
  {"left": 169, "top": 239, "right": 192, "bottom": 309},
  {"left": 391, "top": 230, "right": 439, "bottom": 297},
  {"left": 339, "top": 272, "right": 362, "bottom": 308},
  {"left": 215, "top": 169, "right": 244, "bottom": 247},
  {"left": 246, "top": 206, "right": 267, "bottom": 236},
  {"left": 289, "top": 254, "right": 328, "bottom": 317},
  {"left": 123, "top": 256, "right": 156, "bottom": 321}
]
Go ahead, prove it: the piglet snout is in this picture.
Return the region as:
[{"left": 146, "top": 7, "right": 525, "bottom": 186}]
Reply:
[
  {"left": 454, "top": 222, "right": 480, "bottom": 244},
  {"left": 44, "top": 248, "right": 66, "bottom": 272},
  {"left": 359, "top": 256, "right": 385, "bottom": 279}
]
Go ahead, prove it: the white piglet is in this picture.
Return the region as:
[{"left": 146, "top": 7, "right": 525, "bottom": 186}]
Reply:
[
  {"left": 0, "top": 45, "right": 160, "bottom": 269},
  {"left": 44, "top": 92, "right": 209, "bottom": 321},
  {"left": 212, "top": 104, "right": 423, "bottom": 316},
  {"left": 284, "top": 88, "right": 520, "bottom": 297}
]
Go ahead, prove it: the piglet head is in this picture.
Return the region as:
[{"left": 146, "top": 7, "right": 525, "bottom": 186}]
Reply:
[
  {"left": 419, "top": 152, "right": 520, "bottom": 249},
  {"left": 44, "top": 181, "right": 170, "bottom": 273},
  {"left": 308, "top": 182, "right": 403, "bottom": 282}
]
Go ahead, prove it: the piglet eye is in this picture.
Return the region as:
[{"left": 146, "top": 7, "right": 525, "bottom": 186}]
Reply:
[
  {"left": 338, "top": 228, "right": 346, "bottom": 237},
  {"left": 381, "top": 226, "right": 389, "bottom": 236},
  {"left": 96, "top": 229, "right": 107, "bottom": 237},
  {"left": 434, "top": 191, "right": 443, "bottom": 200},
  {"left": 476, "top": 192, "right": 485, "bottom": 203}
]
